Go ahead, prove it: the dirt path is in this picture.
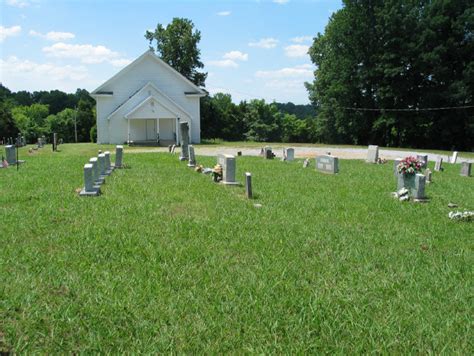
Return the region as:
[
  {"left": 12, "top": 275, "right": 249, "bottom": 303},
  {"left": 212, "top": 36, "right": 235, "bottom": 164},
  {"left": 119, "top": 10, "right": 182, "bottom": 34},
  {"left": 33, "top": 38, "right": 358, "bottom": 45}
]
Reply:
[{"left": 126, "top": 145, "right": 473, "bottom": 163}]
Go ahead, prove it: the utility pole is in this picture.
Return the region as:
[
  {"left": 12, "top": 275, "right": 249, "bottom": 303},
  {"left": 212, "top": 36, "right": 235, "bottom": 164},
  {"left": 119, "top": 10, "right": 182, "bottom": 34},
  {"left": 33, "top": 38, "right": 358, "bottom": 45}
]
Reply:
[{"left": 74, "top": 106, "right": 78, "bottom": 143}]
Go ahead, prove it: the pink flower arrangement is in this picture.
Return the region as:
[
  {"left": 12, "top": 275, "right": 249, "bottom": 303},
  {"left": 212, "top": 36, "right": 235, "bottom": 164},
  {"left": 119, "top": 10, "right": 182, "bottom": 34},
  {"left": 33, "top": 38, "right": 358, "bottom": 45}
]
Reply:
[{"left": 397, "top": 156, "right": 422, "bottom": 175}]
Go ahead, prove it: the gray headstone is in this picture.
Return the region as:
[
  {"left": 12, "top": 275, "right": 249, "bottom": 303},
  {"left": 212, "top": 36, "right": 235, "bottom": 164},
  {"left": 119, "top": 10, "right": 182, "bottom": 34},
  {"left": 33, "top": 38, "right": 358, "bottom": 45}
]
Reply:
[
  {"left": 286, "top": 148, "right": 295, "bottom": 161},
  {"left": 188, "top": 145, "right": 196, "bottom": 167},
  {"left": 89, "top": 157, "right": 98, "bottom": 182},
  {"left": 434, "top": 156, "right": 443, "bottom": 171},
  {"left": 104, "top": 151, "right": 113, "bottom": 174},
  {"left": 425, "top": 168, "right": 432, "bottom": 183},
  {"left": 397, "top": 173, "right": 426, "bottom": 199},
  {"left": 115, "top": 145, "right": 123, "bottom": 168},
  {"left": 245, "top": 172, "right": 252, "bottom": 199},
  {"left": 417, "top": 154, "right": 428, "bottom": 168},
  {"left": 5, "top": 145, "right": 16, "bottom": 165},
  {"left": 460, "top": 162, "right": 471, "bottom": 177},
  {"left": 217, "top": 154, "right": 238, "bottom": 185},
  {"left": 264, "top": 146, "right": 273, "bottom": 159},
  {"left": 413, "top": 174, "right": 426, "bottom": 199},
  {"left": 315, "top": 155, "right": 339, "bottom": 174},
  {"left": 393, "top": 157, "right": 403, "bottom": 176},
  {"left": 367, "top": 145, "right": 379, "bottom": 163},
  {"left": 179, "top": 122, "right": 190, "bottom": 161},
  {"left": 98, "top": 153, "right": 106, "bottom": 176},
  {"left": 79, "top": 163, "right": 100, "bottom": 196},
  {"left": 450, "top": 151, "right": 458, "bottom": 164}
]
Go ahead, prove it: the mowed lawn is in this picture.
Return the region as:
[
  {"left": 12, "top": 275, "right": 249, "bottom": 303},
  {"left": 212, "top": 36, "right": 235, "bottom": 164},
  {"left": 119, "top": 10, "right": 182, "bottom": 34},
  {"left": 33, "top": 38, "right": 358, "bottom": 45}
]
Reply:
[{"left": 1, "top": 144, "right": 473, "bottom": 353}]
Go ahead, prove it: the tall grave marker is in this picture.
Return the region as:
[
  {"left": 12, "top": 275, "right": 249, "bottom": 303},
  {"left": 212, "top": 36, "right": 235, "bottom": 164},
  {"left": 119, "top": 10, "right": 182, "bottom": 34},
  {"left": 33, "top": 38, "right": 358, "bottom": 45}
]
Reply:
[{"left": 179, "top": 122, "right": 190, "bottom": 161}]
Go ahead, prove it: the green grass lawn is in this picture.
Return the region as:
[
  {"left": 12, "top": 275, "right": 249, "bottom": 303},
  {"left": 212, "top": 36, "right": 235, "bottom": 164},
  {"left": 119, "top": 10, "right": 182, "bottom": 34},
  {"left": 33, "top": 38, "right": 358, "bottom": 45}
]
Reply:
[{"left": 1, "top": 143, "right": 473, "bottom": 353}]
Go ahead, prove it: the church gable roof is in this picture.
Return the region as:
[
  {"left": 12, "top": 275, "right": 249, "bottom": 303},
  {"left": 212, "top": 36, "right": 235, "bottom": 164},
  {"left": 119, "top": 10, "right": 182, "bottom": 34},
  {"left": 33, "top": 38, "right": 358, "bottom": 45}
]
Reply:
[{"left": 91, "top": 49, "right": 206, "bottom": 96}]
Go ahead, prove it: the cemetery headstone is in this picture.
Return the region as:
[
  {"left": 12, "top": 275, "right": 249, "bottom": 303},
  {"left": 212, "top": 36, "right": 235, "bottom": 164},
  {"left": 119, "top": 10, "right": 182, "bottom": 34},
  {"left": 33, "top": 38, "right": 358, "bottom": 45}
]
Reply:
[
  {"left": 89, "top": 157, "right": 104, "bottom": 185},
  {"left": 460, "top": 162, "right": 471, "bottom": 177},
  {"left": 303, "top": 158, "right": 310, "bottom": 168},
  {"left": 367, "top": 145, "right": 379, "bottom": 163},
  {"left": 79, "top": 163, "right": 100, "bottom": 196},
  {"left": 5, "top": 145, "right": 16, "bottom": 165},
  {"left": 425, "top": 168, "right": 432, "bottom": 183},
  {"left": 417, "top": 154, "right": 428, "bottom": 168},
  {"left": 98, "top": 154, "right": 107, "bottom": 177},
  {"left": 450, "top": 151, "right": 458, "bottom": 164},
  {"left": 264, "top": 146, "right": 273, "bottom": 159},
  {"left": 171, "top": 144, "right": 176, "bottom": 154},
  {"left": 188, "top": 145, "right": 196, "bottom": 167},
  {"left": 393, "top": 157, "right": 403, "bottom": 176},
  {"left": 179, "top": 122, "right": 190, "bottom": 161},
  {"left": 104, "top": 151, "right": 113, "bottom": 174},
  {"left": 217, "top": 154, "right": 239, "bottom": 185},
  {"left": 286, "top": 148, "right": 295, "bottom": 161},
  {"left": 397, "top": 173, "right": 426, "bottom": 200},
  {"left": 315, "top": 155, "right": 339, "bottom": 174},
  {"left": 434, "top": 157, "right": 443, "bottom": 171},
  {"left": 114, "top": 145, "right": 123, "bottom": 168},
  {"left": 245, "top": 172, "right": 253, "bottom": 199}
]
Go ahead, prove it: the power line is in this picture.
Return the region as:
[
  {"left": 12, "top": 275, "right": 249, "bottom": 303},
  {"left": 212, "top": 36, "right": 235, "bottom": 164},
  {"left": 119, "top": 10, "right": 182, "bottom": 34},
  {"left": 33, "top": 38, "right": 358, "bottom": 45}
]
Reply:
[{"left": 340, "top": 105, "right": 474, "bottom": 112}]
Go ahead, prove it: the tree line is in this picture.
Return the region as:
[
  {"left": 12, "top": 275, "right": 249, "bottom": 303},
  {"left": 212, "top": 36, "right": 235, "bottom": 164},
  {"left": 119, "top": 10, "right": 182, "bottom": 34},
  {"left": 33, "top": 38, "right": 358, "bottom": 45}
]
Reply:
[
  {"left": 0, "top": 84, "right": 96, "bottom": 143},
  {"left": 306, "top": 0, "right": 473, "bottom": 150},
  {"left": 0, "top": 83, "right": 314, "bottom": 144}
]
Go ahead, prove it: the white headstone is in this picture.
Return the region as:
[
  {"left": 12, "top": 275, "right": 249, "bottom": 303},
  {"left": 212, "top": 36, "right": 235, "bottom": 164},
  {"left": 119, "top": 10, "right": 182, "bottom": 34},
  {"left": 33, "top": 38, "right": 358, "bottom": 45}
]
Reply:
[
  {"left": 367, "top": 145, "right": 379, "bottom": 163},
  {"left": 434, "top": 156, "right": 443, "bottom": 171},
  {"left": 217, "top": 154, "right": 239, "bottom": 185},
  {"left": 451, "top": 151, "right": 458, "bottom": 164},
  {"left": 393, "top": 157, "right": 403, "bottom": 176},
  {"left": 79, "top": 163, "right": 100, "bottom": 196}
]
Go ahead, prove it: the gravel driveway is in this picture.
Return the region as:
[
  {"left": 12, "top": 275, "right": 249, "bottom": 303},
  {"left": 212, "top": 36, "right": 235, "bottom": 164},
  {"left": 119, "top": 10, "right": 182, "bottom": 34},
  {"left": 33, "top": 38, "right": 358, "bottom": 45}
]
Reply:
[{"left": 127, "top": 145, "right": 474, "bottom": 163}]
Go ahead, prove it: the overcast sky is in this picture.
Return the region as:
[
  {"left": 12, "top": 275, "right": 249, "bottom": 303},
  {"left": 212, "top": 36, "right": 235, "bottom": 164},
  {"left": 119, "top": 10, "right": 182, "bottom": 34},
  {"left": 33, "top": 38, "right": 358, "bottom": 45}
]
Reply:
[{"left": 1, "top": 0, "right": 342, "bottom": 104}]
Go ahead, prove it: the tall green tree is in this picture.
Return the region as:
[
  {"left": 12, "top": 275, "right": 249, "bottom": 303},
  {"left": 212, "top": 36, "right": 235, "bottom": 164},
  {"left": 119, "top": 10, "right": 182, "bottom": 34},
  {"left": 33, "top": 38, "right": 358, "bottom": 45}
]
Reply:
[
  {"left": 11, "top": 104, "right": 49, "bottom": 142},
  {"left": 307, "top": 0, "right": 474, "bottom": 150},
  {"left": 145, "top": 17, "right": 207, "bottom": 87}
]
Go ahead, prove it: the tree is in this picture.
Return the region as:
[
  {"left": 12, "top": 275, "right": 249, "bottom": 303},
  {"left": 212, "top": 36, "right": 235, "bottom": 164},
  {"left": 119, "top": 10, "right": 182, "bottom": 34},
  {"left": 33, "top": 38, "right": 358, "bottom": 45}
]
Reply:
[
  {"left": 76, "top": 99, "right": 95, "bottom": 142},
  {"left": 244, "top": 100, "right": 282, "bottom": 142},
  {"left": 11, "top": 104, "right": 49, "bottom": 142},
  {"left": 307, "top": 0, "right": 474, "bottom": 150},
  {"left": 145, "top": 17, "right": 207, "bottom": 87},
  {"left": 46, "top": 108, "right": 76, "bottom": 142}
]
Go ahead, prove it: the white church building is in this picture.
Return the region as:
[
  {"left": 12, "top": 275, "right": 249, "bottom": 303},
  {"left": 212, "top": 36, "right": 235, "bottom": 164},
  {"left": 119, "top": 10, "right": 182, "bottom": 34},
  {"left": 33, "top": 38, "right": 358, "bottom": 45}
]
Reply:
[{"left": 91, "top": 49, "right": 206, "bottom": 145}]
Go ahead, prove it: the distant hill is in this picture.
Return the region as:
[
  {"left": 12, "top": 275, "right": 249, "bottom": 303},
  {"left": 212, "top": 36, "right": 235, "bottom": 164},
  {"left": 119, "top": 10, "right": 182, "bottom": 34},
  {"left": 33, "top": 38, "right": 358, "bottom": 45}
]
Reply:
[{"left": 274, "top": 102, "right": 316, "bottom": 119}]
